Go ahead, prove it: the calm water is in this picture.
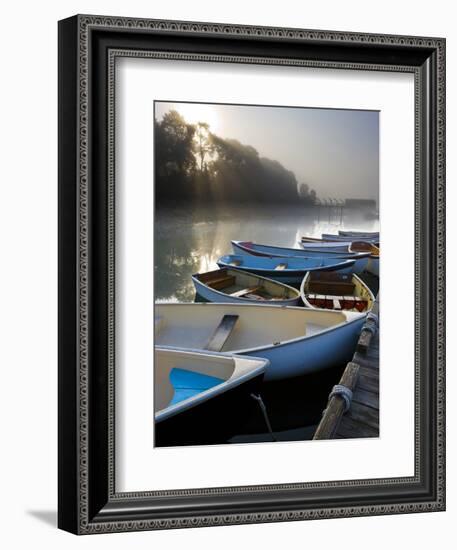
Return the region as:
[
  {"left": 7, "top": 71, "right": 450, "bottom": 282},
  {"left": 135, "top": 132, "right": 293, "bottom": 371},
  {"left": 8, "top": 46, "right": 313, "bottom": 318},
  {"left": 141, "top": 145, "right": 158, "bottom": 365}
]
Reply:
[
  {"left": 155, "top": 204, "right": 379, "bottom": 443},
  {"left": 155, "top": 204, "right": 379, "bottom": 302}
]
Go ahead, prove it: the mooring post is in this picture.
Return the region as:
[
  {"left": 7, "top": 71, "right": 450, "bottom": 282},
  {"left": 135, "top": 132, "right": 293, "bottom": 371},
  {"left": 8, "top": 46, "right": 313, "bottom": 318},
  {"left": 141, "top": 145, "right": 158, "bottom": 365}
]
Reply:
[{"left": 313, "top": 362, "right": 360, "bottom": 440}]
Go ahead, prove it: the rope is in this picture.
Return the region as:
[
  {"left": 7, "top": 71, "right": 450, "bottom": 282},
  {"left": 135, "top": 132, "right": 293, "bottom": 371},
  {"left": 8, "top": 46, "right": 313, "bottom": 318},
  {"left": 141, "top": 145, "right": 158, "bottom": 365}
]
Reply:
[
  {"left": 362, "top": 322, "right": 377, "bottom": 336},
  {"left": 367, "top": 312, "right": 379, "bottom": 326},
  {"left": 251, "top": 393, "right": 277, "bottom": 442},
  {"left": 327, "top": 384, "right": 353, "bottom": 413}
]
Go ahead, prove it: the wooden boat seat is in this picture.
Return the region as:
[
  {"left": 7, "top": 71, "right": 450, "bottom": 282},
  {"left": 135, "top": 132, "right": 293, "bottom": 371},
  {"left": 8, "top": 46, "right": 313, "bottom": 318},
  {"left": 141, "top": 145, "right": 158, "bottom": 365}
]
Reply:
[
  {"left": 308, "top": 281, "right": 355, "bottom": 295},
  {"left": 230, "top": 286, "right": 262, "bottom": 298},
  {"left": 207, "top": 275, "right": 236, "bottom": 290},
  {"left": 204, "top": 314, "right": 239, "bottom": 352},
  {"left": 309, "top": 271, "right": 351, "bottom": 282},
  {"left": 309, "top": 294, "right": 344, "bottom": 310},
  {"left": 275, "top": 263, "right": 287, "bottom": 270}
]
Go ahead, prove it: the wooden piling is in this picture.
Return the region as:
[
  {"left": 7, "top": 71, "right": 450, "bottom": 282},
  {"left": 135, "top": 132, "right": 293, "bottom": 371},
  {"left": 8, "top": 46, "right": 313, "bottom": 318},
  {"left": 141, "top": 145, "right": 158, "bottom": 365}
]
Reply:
[{"left": 313, "top": 362, "right": 360, "bottom": 439}]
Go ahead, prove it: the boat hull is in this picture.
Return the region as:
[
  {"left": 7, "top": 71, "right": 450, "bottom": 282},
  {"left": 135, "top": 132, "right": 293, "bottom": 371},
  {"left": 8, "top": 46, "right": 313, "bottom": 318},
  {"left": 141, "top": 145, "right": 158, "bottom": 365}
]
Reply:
[
  {"left": 217, "top": 257, "right": 356, "bottom": 284},
  {"left": 367, "top": 257, "right": 379, "bottom": 276},
  {"left": 232, "top": 241, "right": 369, "bottom": 274},
  {"left": 339, "top": 230, "right": 379, "bottom": 239},
  {"left": 300, "top": 237, "right": 352, "bottom": 250},
  {"left": 241, "top": 317, "right": 365, "bottom": 380},
  {"left": 321, "top": 233, "right": 379, "bottom": 244},
  {"left": 155, "top": 370, "right": 264, "bottom": 446}
]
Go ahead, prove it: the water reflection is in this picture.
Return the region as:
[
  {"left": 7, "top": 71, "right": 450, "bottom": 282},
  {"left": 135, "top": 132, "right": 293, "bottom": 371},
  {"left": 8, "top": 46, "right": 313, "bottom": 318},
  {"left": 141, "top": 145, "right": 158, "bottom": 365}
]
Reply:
[
  {"left": 155, "top": 204, "right": 379, "bottom": 302},
  {"left": 154, "top": 204, "right": 379, "bottom": 443}
]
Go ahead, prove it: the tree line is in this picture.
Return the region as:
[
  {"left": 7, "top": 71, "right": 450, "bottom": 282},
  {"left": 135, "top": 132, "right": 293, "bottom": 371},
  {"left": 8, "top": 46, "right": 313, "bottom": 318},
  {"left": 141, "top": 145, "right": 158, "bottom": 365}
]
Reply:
[{"left": 154, "top": 110, "right": 318, "bottom": 206}]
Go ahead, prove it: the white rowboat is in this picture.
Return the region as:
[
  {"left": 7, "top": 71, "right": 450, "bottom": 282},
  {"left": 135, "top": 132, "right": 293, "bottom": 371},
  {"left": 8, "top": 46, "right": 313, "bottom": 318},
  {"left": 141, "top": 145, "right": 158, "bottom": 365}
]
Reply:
[
  {"left": 192, "top": 268, "right": 301, "bottom": 306},
  {"left": 155, "top": 303, "right": 366, "bottom": 381}
]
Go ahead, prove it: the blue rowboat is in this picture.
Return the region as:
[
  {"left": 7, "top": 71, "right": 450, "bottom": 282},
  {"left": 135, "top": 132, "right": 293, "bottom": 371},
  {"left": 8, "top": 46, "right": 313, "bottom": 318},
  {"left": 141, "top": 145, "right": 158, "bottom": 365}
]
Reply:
[
  {"left": 232, "top": 240, "right": 369, "bottom": 274},
  {"left": 366, "top": 256, "right": 379, "bottom": 276},
  {"left": 300, "top": 237, "right": 379, "bottom": 258},
  {"left": 217, "top": 254, "right": 355, "bottom": 284},
  {"left": 339, "top": 230, "right": 379, "bottom": 239},
  {"left": 154, "top": 347, "right": 267, "bottom": 446},
  {"left": 155, "top": 303, "right": 366, "bottom": 381},
  {"left": 300, "top": 236, "right": 353, "bottom": 250},
  {"left": 192, "top": 268, "right": 301, "bottom": 306},
  {"left": 321, "top": 233, "right": 379, "bottom": 244}
]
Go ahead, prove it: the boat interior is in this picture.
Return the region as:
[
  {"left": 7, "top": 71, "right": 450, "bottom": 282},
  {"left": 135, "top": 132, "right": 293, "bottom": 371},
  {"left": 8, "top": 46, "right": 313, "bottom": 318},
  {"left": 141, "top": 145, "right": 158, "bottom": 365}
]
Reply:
[
  {"left": 304, "top": 272, "right": 370, "bottom": 312},
  {"left": 196, "top": 268, "right": 296, "bottom": 300},
  {"left": 154, "top": 349, "right": 234, "bottom": 413},
  {"left": 155, "top": 304, "right": 349, "bottom": 353},
  {"left": 350, "top": 241, "right": 380, "bottom": 256}
]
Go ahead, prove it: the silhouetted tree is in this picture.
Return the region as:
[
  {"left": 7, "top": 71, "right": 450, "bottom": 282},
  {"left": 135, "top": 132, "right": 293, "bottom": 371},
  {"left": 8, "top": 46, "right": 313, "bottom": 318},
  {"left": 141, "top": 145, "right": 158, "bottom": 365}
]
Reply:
[
  {"left": 154, "top": 110, "right": 319, "bottom": 206},
  {"left": 298, "top": 182, "right": 317, "bottom": 205},
  {"left": 155, "top": 110, "right": 196, "bottom": 201}
]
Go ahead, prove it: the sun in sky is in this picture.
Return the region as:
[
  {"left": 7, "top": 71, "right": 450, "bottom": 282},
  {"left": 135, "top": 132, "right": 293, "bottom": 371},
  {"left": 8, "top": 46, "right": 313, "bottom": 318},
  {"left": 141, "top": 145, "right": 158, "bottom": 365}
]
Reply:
[{"left": 156, "top": 101, "right": 221, "bottom": 134}]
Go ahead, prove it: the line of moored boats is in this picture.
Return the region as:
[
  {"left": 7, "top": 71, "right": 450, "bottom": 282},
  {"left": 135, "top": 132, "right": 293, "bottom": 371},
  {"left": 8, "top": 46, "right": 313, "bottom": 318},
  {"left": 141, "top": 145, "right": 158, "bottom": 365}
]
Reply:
[{"left": 154, "top": 230, "right": 379, "bottom": 446}]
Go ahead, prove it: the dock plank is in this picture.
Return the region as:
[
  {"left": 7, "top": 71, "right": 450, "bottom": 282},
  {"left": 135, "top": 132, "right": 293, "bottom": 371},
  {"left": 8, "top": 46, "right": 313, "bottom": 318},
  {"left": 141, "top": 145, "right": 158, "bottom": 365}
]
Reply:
[
  {"left": 336, "top": 416, "right": 378, "bottom": 438},
  {"left": 347, "top": 401, "right": 379, "bottom": 430},
  {"left": 358, "top": 365, "right": 379, "bottom": 380},
  {"left": 357, "top": 373, "right": 379, "bottom": 394},
  {"left": 352, "top": 387, "right": 379, "bottom": 410}
]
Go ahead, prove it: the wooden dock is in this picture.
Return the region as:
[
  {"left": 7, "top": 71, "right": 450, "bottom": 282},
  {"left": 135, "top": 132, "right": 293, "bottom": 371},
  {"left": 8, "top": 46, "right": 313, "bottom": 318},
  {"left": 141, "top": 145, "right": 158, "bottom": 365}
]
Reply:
[{"left": 313, "top": 296, "right": 379, "bottom": 440}]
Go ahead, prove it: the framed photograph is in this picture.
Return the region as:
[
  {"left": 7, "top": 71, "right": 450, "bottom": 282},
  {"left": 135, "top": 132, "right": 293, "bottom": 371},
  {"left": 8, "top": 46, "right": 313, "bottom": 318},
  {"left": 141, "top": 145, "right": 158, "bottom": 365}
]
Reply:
[{"left": 58, "top": 14, "right": 445, "bottom": 534}]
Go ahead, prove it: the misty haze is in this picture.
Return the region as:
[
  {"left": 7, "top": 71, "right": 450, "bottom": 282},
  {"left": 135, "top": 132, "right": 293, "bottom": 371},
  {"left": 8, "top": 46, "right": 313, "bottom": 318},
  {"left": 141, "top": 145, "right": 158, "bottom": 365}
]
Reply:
[
  {"left": 154, "top": 100, "right": 380, "bottom": 447},
  {"left": 154, "top": 101, "right": 379, "bottom": 206}
]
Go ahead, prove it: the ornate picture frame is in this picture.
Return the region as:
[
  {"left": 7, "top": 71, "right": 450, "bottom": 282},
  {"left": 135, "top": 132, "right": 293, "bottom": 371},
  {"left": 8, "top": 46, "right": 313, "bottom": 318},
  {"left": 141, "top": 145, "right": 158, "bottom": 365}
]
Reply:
[{"left": 58, "top": 14, "right": 445, "bottom": 534}]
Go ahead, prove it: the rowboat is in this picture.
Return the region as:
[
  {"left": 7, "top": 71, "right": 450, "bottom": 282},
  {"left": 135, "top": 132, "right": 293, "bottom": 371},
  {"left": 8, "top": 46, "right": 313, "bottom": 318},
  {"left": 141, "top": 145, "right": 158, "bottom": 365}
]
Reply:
[
  {"left": 192, "top": 268, "right": 301, "bottom": 306},
  {"left": 339, "top": 230, "right": 379, "bottom": 239},
  {"left": 300, "top": 238, "right": 379, "bottom": 257},
  {"left": 154, "top": 347, "right": 267, "bottom": 446},
  {"left": 300, "top": 271, "right": 375, "bottom": 312},
  {"left": 155, "top": 303, "right": 366, "bottom": 381},
  {"left": 232, "top": 240, "right": 369, "bottom": 274},
  {"left": 217, "top": 254, "right": 355, "bottom": 284},
  {"left": 321, "top": 233, "right": 379, "bottom": 244},
  {"left": 349, "top": 241, "right": 380, "bottom": 256},
  {"left": 300, "top": 236, "right": 353, "bottom": 251}
]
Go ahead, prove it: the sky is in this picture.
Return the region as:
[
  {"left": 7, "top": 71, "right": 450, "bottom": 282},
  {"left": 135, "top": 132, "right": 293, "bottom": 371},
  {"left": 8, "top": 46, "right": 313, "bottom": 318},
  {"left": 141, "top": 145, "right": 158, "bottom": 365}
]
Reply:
[{"left": 155, "top": 101, "right": 379, "bottom": 202}]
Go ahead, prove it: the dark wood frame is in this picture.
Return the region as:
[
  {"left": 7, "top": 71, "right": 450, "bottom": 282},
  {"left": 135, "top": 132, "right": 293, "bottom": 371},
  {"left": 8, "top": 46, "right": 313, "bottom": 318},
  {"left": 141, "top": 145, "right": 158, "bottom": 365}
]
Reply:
[{"left": 58, "top": 14, "right": 445, "bottom": 534}]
